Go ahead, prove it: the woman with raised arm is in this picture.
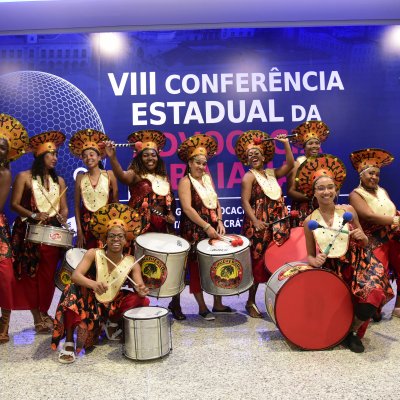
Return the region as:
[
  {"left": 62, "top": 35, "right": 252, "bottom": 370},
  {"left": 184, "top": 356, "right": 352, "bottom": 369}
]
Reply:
[
  {"left": 348, "top": 148, "right": 400, "bottom": 319},
  {"left": 52, "top": 203, "right": 149, "bottom": 364},
  {"left": 287, "top": 121, "right": 330, "bottom": 226},
  {"left": 105, "top": 130, "right": 184, "bottom": 319},
  {"left": 235, "top": 130, "right": 294, "bottom": 318},
  {"left": 11, "top": 131, "right": 68, "bottom": 333},
  {"left": 0, "top": 114, "right": 29, "bottom": 344},
  {"left": 178, "top": 134, "right": 233, "bottom": 321},
  {"left": 69, "top": 129, "right": 118, "bottom": 249},
  {"left": 300, "top": 154, "right": 393, "bottom": 353}
]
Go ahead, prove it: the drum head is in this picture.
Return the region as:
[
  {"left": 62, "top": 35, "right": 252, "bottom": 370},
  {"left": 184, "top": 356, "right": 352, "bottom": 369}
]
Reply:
[
  {"left": 65, "top": 248, "right": 87, "bottom": 269},
  {"left": 275, "top": 269, "right": 353, "bottom": 350},
  {"left": 197, "top": 235, "right": 249, "bottom": 256},
  {"left": 135, "top": 233, "right": 190, "bottom": 253},
  {"left": 124, "top": 306, "right": 169, "bottom": 319},
  {"left": 264, "top": 227, "right": 307, "bottom": 274}
]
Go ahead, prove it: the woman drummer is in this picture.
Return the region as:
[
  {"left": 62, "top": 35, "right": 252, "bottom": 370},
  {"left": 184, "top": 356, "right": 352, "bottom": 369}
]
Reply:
[
  {"left": 235, "top": 130, "right": 294, "bottom": 318},
  {"left": 69, "top": 129, "right": 118, "bottom": 249},
  {"left": 0, "top": 114, "right": 29, "bottom": 344},
  {"left": 348, "top": 149, "right": 400, "bottom": 318},
  {"left": 105, "top": 130, "right": 184, "bottom": 319},
  {"left": 11, "top": 131, "right": 68, "bottom": 333},
  {"left": 178, "top": 134, "right": 233, "bottom": 320},
  {"left": 300, "top": 154, "right": 393, "bottom": 353},
  {"left": 287, "top": 121, "right": 330, "bottom": 226},
  {"left": 51, "top": 203, "right": 149, "bottom": 364}
]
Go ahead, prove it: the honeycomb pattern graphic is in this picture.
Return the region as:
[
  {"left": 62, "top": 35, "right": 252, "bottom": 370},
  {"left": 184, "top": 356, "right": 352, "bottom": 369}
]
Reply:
[{"left": 0, "top": 70, "right": 104, "bottom": 214}]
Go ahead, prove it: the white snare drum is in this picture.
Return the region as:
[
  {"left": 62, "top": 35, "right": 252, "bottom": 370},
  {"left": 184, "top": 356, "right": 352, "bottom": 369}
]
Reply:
[
  {"left": 196, "top": 235, "right": 253, "bottom": 296},
  {"left": 26, "top": 223, "right": 73, "bottom": 248},
  {"left": 134, "top": 233, "right": 190, "bottom": 298},
  {"left": 123, "top": 306, "right": 172, "bottom": 361},
  {"left": 55, "top": 248, "right": 87, "bottom": 291}
]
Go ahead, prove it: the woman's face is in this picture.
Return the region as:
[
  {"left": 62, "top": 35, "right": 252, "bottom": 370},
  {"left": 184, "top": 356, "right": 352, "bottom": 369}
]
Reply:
[
  {"left": 189, "top": 155, "right": 207, "bottom": 178},
  {"left": 304, "top": 138, "right": 321, "bottom": 157},
  {"left": 360, "top": 167, "right": 380, "bottom": 191},
  {"left": 0, "top": 138, "right": 9, "bottom": 163},
  {"left": 106, "top": 226, "right": 127, "bottom": 253},
  {"left": 313, "top": 176, "right": 337, "bottom": 205},
  {"left": 141, "top": 149, "right": 158, "bottom": 172},
  {"left": 247, "top": 148, "right": 264, "bottom": 169},
  {"left": 44, "top": 151, "right": 58, "bottom": 170},
  {"left": 82, "top": 149, "right": 101, "bottom": 169}
]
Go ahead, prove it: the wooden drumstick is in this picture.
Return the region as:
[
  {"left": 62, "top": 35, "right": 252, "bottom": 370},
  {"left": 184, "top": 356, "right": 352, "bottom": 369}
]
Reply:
[
  {"left": 103, "top": 254, "right": 145, "bottom": 287},
  {"left": 38, "top": 186, "right": 69, "bottom": 229}
]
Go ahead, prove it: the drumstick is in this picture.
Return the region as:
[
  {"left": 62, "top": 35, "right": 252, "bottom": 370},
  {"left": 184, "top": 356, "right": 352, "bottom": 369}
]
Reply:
[
  {"left": 262, "top": 134, "right": 298, "bottom": 142},
  {"left": 307, "top": 220, "right": 349, "bottom": 234},
  {"left": 37, "top": 186, "right": 69, "bottom": 229},
  {"left": 103, "top": 254, "right": 145, "bottom": 287}
]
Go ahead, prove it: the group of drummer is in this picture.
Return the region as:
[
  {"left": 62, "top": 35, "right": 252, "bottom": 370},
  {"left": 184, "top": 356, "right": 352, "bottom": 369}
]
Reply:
[{"left": 0, "top": 113, "right": 398, "bottom": 361}]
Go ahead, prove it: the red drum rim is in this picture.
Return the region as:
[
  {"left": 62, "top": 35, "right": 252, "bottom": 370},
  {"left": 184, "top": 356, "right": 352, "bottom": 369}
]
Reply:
[{"left": 274, "top": 268, "right": 353, "bottom": 350}]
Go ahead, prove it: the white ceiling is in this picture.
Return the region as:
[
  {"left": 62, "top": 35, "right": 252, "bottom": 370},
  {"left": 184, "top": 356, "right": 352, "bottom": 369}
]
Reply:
[{"left": 0, "top": 0, "right": 399, "bottom": 34}]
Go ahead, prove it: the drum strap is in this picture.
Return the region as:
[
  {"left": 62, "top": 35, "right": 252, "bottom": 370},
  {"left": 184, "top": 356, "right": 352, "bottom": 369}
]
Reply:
[
  {"left": 250, "top": 169, "right": 282, "bottom": 200},
  {"left": 32, "top": 177, "right": 60, "bottom": 216},
  {"left": 353, "top": 186, "right": 396, "bottom": 218},
  {"left": 311, "top": 208, "right": 349, "bottom": 258},
  {"left": 141, "top": 174, "right": 171, "bottom": 196},
  {"left": 189, "top": 173, "right": 218, "bottom": 209},
  {"left": 81, "top": 172, "right": 109, "bottom": 212},
  {"left": 95, "top": 249, "right": 135, "bottom": 303}
]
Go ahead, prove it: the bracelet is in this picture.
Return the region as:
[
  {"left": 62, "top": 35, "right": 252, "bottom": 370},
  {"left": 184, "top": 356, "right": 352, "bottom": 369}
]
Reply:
[
  {"left": 393, "top": 216, "right": 400, "bottom": 226},
  {"left": 217, "top": 218, "right": 223, "bottom": 222},
  {"left": 203, "top": 223, "right": 211, "bottom": 232}
]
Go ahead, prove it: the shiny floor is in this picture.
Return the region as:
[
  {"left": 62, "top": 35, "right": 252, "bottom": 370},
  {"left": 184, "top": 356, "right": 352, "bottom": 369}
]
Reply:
[{"left": 1, "top": 285, "right": 399, "bottom": 400}]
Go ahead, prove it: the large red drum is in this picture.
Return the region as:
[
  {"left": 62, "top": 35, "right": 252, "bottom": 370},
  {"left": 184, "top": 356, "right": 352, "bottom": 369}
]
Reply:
[
  {"left": 264, "top": 227, "right": 308, "bottom": 274},
  {"left": 265, "top": 261, "right": 353, "bottom": 350}
]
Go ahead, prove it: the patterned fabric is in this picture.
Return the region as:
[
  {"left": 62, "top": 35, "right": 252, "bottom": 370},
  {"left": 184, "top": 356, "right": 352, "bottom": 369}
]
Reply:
[
  {"left": 0, "top": 213, "right": 12, "bottom": 261},
  {"left": 290, "top": 199, "right": 314, "bottom": 227},
  {"left": 0, "top": 213, "right": 14, "bottom": 309},
  {"left": 51, "top": 263, "right": 149, "bottom": 353},
  {"left": 322, "top": 234, "right": 393, "bottom": 308},
  {"left": 11, "top": 186, "right": 63, "bottom": 278},
  {"left": 242, "top": 178, "right": 290, "bottom": 264}
]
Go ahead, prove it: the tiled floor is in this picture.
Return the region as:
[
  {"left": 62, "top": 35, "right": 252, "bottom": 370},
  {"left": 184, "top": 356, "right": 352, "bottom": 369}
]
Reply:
[{"left": 1, "top": 285, "right": 399, "bottom": 400}]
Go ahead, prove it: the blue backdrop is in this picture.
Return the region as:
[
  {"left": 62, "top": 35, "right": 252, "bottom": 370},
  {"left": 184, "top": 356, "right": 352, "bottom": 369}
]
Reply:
[{"left": 0, "top": 26, "right": 399, "bottom": 232}]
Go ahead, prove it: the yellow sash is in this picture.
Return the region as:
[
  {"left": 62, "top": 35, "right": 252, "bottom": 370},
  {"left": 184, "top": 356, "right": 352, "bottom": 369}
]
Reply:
[
  {"left": 250, "top": 168, "right": 282, "bottom": 200},
  {"left": 81, "top": 172, "right": 109, "bottom": 212},
  {"left": 311, "top": 208, "right": 349, "bottom": 258},
  {"left": 189, "top": 173, "right": 218, "bottom": 209},
  {"left": 32, "top": 177, "right": 60, "bottom": 216},
  {"left": 296, "top": 155, "right": 307, "bottom": 165},
  {"left": 142, "top": 173, "right": 170, "bottom": 196},
  {"left": 95, "top": 249, "right": 135, "bottom": 303},
  {"left": 354, "top": 186, "right": 396, "bottom": 218}
]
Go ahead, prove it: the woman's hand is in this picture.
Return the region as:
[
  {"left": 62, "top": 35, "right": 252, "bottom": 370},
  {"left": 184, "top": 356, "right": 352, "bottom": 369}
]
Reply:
[
  {"left": 253, "top": 219, "right": 267, "bottom": 233},
  {"left": 91, "top": 281, "right": 108, "bottom": 295},
  {"left": 309, "top": 253, "right": 327, "bottom": 268},
  {"left": 165, "top": 212, "right": 175, "bottom": 225},
  {"left": 350, "top": 227, "right": 368, "bottom": 246},
  {"left": 76, "top": 229, "right": 85, "bottom": 248},
  {"left": 217, "top": 220, "right": 225, "bottom": 236},
  {"left": 36, "top": 212, "right": 50, "bottom": 222},
  {"left": 136, "top": 283, "right": 149, "bottom": 297},
  {"left": 206, "top": 226, "right": 220, "bottom": 240},
  {"left": 274, "top": 134, "right": 290, "bottom": 144},
  {"left": 104, "top": 141, "right": 116, "bottom": 159}
]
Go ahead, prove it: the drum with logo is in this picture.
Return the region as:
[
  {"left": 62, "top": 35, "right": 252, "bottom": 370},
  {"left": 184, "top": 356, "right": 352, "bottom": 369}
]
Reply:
[
  {"left": 26, "top": 223, "right": 73, "bottom": 248},
  {"left": 264, "top": 227, "right": 308, "bottom": 274},
  {"left": 134, "top": 233, "right": 190, "bottom": 298},
  {"left": 196, "top": 235, "right": 253, "bottom": 296},
  {"left": 123, "top": 306, "right": 172, "bottom": 361},
  {"left": 265, "top": 261, "right": 353, "bottom": 350},
  {"left": 55, "top": 248, "right": 87, "bottom": 291}
]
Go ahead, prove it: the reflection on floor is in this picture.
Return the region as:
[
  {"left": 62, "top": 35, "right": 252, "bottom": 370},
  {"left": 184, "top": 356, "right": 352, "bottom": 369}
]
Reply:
[{"left": 1, "top": 285, "right": 399, "bottom": 400}]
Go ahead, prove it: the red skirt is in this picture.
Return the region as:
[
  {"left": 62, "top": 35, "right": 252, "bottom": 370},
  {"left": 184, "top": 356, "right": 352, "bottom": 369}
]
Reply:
[{"left": 0, "top": 258, "right": 15, "bottom": 309}]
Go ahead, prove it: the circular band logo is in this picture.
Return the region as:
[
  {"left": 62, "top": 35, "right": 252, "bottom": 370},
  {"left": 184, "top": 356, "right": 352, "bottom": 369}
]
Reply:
[
  {"left": 141, "top": 255, "right": 167, "bottom": 289},
  {"left": 210, "top": 258, "right": 243, "bottom": 289},
  {"left": 60, "top": 268, "right": 72, "bottom": 286}
]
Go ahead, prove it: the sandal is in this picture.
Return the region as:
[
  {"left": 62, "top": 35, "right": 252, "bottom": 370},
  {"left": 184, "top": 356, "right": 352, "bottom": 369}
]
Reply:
[
  {"left": 34, "top": 321, "right": 51, "bottom": 334},
  {"left": 105, "top": 320, "right": 122, "bottom": 341},
  {"left": 212, "top": 306, "right": 236, "bottom": 314},
  {"left": 58, "top": 341, "right": 76, "bottom": 364},
  {"left": 168, "top": 304, "right": 186, "bottom": 321},
  {"left": 40, "top": 313, "right": 54, "bottom": 330},
  {"left": 245, "top": 303, "right": 262, "bottom": 318}
]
